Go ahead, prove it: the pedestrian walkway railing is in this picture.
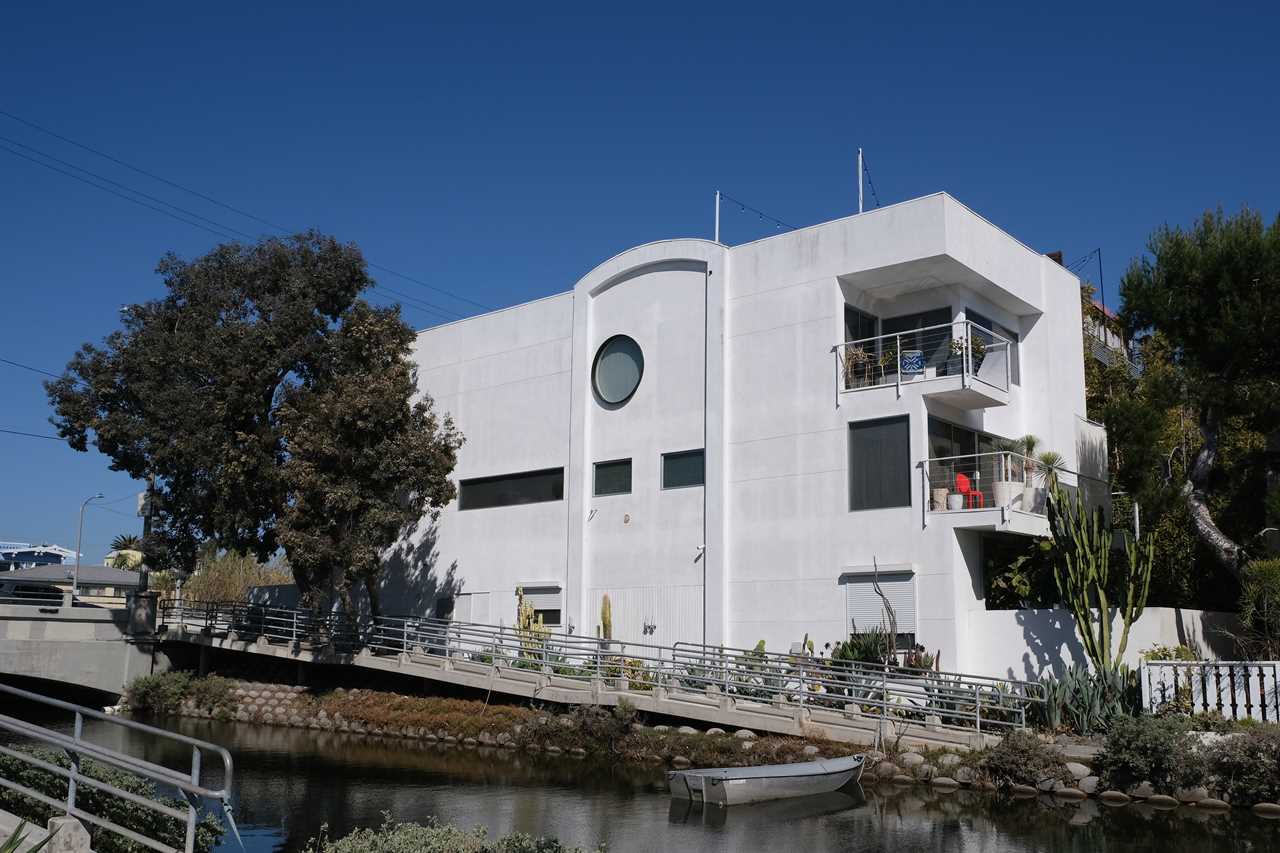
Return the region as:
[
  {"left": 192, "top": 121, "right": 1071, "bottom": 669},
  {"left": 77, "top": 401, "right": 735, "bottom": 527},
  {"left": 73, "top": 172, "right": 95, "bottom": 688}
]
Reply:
[
  {"left": 1140, "top": 659, "right": 1280, "bottom": 722},
  {"left": 0, "top": 682, "right": 236, "bottom": 853},
  {"left": 160, "top": 601, "right": 1043, "bottom": 732}
]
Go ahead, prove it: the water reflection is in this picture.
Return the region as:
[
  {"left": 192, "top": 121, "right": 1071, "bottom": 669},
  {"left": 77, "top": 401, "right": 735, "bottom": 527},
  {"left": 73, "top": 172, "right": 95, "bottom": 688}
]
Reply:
[{"left": 6, "top": 705, "right": 1278, "bottom": 852}]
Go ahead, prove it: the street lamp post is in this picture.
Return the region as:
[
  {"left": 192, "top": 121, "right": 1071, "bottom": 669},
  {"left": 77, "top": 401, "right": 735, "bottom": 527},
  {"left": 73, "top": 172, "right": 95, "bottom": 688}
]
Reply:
[{"left": 74, "top": 492, "right": 104, "bottom": 599}]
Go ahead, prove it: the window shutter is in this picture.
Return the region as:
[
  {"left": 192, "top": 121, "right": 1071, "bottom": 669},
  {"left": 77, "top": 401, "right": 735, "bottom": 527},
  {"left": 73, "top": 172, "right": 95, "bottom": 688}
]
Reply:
[
  {"left": 520, "top": 586, "right": 561, "bottom": 611},
  {"left": 843, "top": 572, "right": 916, "bottom": 634}
]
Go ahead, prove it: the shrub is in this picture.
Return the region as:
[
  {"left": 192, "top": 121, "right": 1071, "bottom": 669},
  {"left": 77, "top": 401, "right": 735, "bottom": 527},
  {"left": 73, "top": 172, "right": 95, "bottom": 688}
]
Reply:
[
  {"left": 1094, "top": 715, "right": 1205, "bottom": 793},
  {"left": 1239, "top": 559, "right": 1280, "bottom": 659},
  {"left": 125, "top": 670, "right": 193, "bottom": 715},
  {"left": 179, "top": 551, "right": 293, "bottom": 604},
  {"left": 1034, "top": 666, "right": 1136, "bottom": 734},
  {"left": 0, "top": 747, "right": 222, "bottom": 853},
  {"left": 977, "top": 730, "right": 1071, "bottom": 789},
  {"left": 1203, "top": 725, "right": 1280, "bottom": 804},
  {"left": 303, "top": 816, "right": 597, "bottom": 853}
]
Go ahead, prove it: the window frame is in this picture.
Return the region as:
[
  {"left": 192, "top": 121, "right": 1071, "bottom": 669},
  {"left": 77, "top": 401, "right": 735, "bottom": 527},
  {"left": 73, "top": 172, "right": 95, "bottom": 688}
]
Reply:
[
  {"left": 457, "top": 467, "right": 565, "bottom": 511},
  {"left": 847, "top": 415, "right": 912, "bottom": 511},
  {"left": 593, "top": 458, "right": 633, "bottom": 496},
  {"left": 661, "top": 448, "right": 706, "bottom": 490}
]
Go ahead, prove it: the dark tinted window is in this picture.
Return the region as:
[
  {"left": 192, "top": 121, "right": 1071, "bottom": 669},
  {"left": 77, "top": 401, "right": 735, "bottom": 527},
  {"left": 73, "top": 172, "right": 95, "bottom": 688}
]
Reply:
[
  {"left": 662, "top": 449, "right": 705, "bottom": 489},
  {"left": 849, "top": 416, "right": 911, "bottom": 510},
  {"left": 458, "top": 468, "right": 564, "bottom": 510},
  {"left": 594, "top": 459, "right": 632, "bottom": 496}
]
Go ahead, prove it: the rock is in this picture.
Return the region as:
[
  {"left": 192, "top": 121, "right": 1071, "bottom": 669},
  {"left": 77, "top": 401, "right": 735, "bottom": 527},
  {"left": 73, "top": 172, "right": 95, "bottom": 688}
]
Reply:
[
  {"left": 1253, "top": 803, "right": 1280, "bottom": 818},
  {"left": 630, "top": 723, "right": 647, "bottom": 733},
  {"left": 706, "top": 727, "right": 726, "bottom": 736},
  {"left": 677, "top": 726, "right": 699, "bottom": 735},
  {"left": 741, "top": 740, "right": 756, "bottom": 751},
  {"left": 1198, "top": 798, "right": 1230, "bottom": 811},
  {"left": 924, "top": 714, "right": 942, "bottom": 728},
  {"left": 1036, "top": 777, "right": 1058, "bottom": 792},
  {"left": 1078, "top": 776, "right": 1100, "bottom": 795},
  {"left": 866, "top": 750, "right": 886, "bottom": 762},
  {"left": 463, "top": 737, "right": 478, "bottom": 747},
  {"left": 1099, "top": 790, "right": 1131, "bottom": 805},
  {"left": 545, "top": 745, "right": 562, "bottom": 755},
  {"left": 1064, "top": 762, "right": 1091, "bottom": 781},
  {"left": 672, "top": 756, "right": 692, "bottom": 769},
  {"left": 938, "top": 754, "right": 962, "bottom": 769},
  {"left": 1054, "top": 787, "right": 1087, "bottom": 801},
  {"left": 494, "top": 732, "right": 511, "bottom": 746},
  {"left": 444, "top": 735, "right": 458, "bottom": 744},
  {"left": 802, "top": 745, "right": 820, "bottom": 757},
  {"left": 1010, "top": 784, "right": 1039, "bottom": 797},
  {"left": 478, "top": 731, "right": 495, "bottom": 746},
  {"left": 914, "top": 764, "right": 937, "bottom": 781},
  {"left": 954, "top": 766, "right": 976, "bottom": 785},
  {"left": 424, "top": 732, "right": 438, "bottom": 742},
  {"left": 892, "top": 774, "right": 914, "bottom": 785},
  {"left": 1175, "top": 786, "right": 1208, "bottom": 804},
  {"left": 558, "top": 715, "right": 576, "bottom": 729},
  {"left": 1129, "top": 782, "right": 1156, "bottom": 799},
  {"left": 932, "top": 776, "right": 960, "bottom": 789},
  {"left": 1147, "top": 794, "right": 1179, "bottom": 809},
  {"left": 653, "top": 725, "right": 671, "bottom": 733},
  {"left": 874, "top": 762, "right": 900, "bottom": 780},
  {"left": 734, "top": 729, "right": 757, "bottom": 739},
  {"left": 569, "top": 747, "right": 587, "bottom": 757},
  {"left": 898, "top": 752, "right": 925, "bottom": 768},
  {"left": 503, "top": 741, "right": 518, "bottom": 750}
]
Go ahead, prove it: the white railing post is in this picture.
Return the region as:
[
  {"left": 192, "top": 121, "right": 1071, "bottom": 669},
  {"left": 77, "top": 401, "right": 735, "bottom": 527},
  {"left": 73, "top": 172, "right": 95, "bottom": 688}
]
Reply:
[
  {"left": 185, "top": 745, "right": 201, "bottom": 853},
  {"left": 894, "top": 333, "right": 902, "bottom": 398}
]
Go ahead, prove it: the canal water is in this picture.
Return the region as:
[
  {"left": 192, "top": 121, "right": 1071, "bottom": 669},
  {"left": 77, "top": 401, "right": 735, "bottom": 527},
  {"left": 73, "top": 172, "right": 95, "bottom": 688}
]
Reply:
[{"left": 4, "top": 700, "right": 1277, "bottom": 852}]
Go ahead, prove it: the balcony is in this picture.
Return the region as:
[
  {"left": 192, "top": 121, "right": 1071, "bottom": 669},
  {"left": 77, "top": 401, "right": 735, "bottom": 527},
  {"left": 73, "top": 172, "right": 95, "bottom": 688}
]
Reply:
[
  {"left": 834, "top": 320, "right": 1011, "bottom": 409},
  {"left": 921, "top": 451, "right": 1110, "bottom": 532}
]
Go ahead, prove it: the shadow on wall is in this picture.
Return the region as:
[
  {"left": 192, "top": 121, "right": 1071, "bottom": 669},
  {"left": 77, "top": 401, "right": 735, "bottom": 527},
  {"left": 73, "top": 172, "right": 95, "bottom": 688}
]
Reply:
[
  {"left": 247, "top": 521, "right": 463, "bottom": 620},
  {"left": 1013, "top": 608, "right": 1089, "bottom": 681},
  {"left": 1176, "top": 608, "right": 1241, "bottom": 659}
]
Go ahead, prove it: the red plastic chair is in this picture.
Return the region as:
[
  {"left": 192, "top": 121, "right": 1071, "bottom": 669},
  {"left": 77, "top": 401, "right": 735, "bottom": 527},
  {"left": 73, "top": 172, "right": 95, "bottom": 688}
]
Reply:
[{"left": 955, "top": 472, "right": 984, "bottom": 508}]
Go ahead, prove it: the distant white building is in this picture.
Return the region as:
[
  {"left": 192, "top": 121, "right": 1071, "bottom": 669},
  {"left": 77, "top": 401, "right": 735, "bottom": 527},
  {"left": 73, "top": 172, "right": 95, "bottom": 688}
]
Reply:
[{"left": 401, "top": 192, "right": 1111, "bottom": 675}]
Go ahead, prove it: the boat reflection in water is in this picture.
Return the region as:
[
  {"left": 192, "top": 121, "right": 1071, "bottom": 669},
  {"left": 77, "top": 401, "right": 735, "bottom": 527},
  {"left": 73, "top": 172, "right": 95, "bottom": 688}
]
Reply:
[{"left": 670, "top": 788, "right": 867, "bottom": 830}]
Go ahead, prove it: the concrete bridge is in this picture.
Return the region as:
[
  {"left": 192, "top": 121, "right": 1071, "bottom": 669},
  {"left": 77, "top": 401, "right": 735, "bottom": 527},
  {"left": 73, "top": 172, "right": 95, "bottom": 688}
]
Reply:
[{"left": 0, "top": 599, "right": 1042, "bottom": 751}]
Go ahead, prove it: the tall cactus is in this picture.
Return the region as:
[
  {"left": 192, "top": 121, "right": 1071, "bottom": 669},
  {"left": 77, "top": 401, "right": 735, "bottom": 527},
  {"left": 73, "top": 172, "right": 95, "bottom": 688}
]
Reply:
[
  {"left": 601, "top": 593, "right": 613, "bottom": 641},
  {"left": 1047, "top": 484, "right": 1154, "bottom": 671}
]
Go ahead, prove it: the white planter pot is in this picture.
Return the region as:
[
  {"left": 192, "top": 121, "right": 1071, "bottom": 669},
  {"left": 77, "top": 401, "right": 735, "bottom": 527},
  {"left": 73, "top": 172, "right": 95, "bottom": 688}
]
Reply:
[
  {"left": 931, "top": 488, "right": 949, "bottom": 511},
  {"left": 993, "top": 481, "right": 1019, "bottom": 507},
  {"left": 946, "top": 494, "right": 964, "bottom": 511}
]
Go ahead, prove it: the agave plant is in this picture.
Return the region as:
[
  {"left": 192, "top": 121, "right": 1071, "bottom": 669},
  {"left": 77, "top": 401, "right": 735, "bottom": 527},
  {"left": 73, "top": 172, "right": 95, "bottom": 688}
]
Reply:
[{"left": 1, "top": 822, "right": 56, "bottom": 853}]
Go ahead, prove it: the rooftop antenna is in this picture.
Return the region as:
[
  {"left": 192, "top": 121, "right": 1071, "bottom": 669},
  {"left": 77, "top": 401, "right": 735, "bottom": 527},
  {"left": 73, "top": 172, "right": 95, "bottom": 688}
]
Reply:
[
  {"left": 714, "top": 190, "right": 721, "bottom": 243},
  {"left": 857, "top": 148, "right": 864, "bottom": 214}
]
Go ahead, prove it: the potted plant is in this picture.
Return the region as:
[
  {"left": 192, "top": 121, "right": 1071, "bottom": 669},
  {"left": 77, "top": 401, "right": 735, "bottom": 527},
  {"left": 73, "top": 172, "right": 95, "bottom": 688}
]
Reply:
[
  {"left": 992, "top": 438, "right": 1023, "bottom": 507},
  {"left": 877, "top": 345, "right": 898, "bottom": 384},
  {"left": 931, "top": 486, "right": 949, "bottom": 511},
  {"left": 1019, "top": 435, "right": 1039, "bottom": 510},
  {"left": 842, "top": 345, "right": 870, "bottom": 389}
]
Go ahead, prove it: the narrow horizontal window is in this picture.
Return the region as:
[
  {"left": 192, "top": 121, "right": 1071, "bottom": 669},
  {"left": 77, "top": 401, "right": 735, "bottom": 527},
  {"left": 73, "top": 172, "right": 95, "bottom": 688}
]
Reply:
[
  {"left": 662, "top": 449, "right": 705, "bottom": 489},
  {"left": 458, "top": 467, "right": 564, "bottom": 510},
  {"left": 594, "top": 458, "right": 632, "bottom": 496}
]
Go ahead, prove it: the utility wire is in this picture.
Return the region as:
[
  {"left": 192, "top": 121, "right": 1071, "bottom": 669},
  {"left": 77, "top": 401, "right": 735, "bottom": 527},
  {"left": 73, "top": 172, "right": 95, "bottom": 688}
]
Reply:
[
  {"left": 718, "top": 192, "right": 794, "bottom": 231},
  {"left": 0, "top": 110, "right": 494, "bottom": 312},
  {"left": 0, "top": 356, "right": 62, "bottom": 379},
  {"left": 0, "top": 138, "right": 458, "bottom": 322},
  {"left": 0, "top": 427, "right": 63, "bottom": 441}
]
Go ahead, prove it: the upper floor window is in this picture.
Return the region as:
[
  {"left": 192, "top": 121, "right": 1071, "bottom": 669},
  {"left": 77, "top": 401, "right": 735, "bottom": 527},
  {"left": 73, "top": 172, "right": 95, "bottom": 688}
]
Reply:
[
  {"left": 458, "top": 467, "right": 564, "bottom": 510},
  {"left": 594, "top": 459, "right": 632, "bottom": 496},
  {"left": 848, "top": 416, "right": 911, "bottom": 510},
  {"left": 662, "top": 449, "right": 705, "bottom": 489}
]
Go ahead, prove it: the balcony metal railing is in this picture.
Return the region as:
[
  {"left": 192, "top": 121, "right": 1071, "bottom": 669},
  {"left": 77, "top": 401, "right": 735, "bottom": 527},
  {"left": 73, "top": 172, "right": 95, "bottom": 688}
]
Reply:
[
  {"left": 923, "top": 451, "right": 1108, "bottom": 517},
  {"left": 834, "top": 320, "right": 1011, "bottom": 395},
  {"left": 160, "top": 601, "right": 1044, "bottom": 733}
]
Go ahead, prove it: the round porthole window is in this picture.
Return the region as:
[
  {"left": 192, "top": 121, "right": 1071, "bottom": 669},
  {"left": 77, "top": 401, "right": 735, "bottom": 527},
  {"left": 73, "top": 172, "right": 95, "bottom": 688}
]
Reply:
[{"left": 592, "top": 335, "right": 644, "bottom": 406}]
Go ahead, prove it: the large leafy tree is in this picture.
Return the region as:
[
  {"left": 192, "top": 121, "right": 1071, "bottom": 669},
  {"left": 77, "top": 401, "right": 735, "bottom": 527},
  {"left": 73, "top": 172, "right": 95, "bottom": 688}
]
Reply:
[
  {"left": 1119, "top": 207, "right": 1280, "bottom": 577},
  {"left": 47, "top": 232, "right": 462, "bottom": 606}
]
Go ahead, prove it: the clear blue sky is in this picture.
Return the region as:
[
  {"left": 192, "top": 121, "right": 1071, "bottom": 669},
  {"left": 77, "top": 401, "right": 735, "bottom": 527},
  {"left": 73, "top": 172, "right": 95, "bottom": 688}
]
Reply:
[{"left": 3, "top": 1, "right": 1277, "bottom": 559}]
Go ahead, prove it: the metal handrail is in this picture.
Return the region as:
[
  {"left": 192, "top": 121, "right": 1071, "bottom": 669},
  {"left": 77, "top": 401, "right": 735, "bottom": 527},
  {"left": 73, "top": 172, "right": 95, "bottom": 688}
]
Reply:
[
  {"left": 161, "top": 601, "right": 1043, "bottom": 732},
  {"left": 0, "top": 682, "right": 236, "bottom": 853},
  {"left": 1140, "top": 659, "right": 1280, "bottom": 722},
  {"left": 834, "top": 319, "right": 1012, "bottom": 395}
]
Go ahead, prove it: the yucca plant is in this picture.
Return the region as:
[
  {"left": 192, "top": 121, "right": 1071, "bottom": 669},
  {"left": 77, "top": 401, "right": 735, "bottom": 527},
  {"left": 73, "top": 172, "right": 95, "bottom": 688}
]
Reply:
[{"left": 1, "top": 822, "right": 56, "bottom": 853}]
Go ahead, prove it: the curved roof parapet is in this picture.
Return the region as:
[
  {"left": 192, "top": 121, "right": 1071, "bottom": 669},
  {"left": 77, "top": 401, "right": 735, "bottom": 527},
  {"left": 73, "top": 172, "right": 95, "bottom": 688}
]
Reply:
[{"left": 574, "top": 238, "right": 725, "bottom": 297}]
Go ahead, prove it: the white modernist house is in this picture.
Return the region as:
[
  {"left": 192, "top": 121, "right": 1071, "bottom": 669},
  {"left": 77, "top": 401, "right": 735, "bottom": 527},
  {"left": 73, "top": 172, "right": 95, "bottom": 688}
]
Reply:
[{"left": 406, "top": 192, "right": 1110, "bottom": 676}]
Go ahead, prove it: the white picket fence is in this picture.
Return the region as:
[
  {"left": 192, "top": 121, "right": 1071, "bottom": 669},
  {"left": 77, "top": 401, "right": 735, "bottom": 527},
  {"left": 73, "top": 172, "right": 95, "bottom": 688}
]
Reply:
[{"left": 1140, "top": 660, "right": 1280, "bottom": 722}]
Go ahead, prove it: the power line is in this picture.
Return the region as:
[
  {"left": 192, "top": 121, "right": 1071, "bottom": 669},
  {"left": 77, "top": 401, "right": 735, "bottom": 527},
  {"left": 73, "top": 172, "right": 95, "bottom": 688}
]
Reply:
[
  {"left": 0, "top": 427, "right": 63, "bottom": 441},
  {"left": 0, "top": 110, "right": 494, "bottom": 313},
  {"left": 0, "top": 356, "right": 61, "bottom": 379}
]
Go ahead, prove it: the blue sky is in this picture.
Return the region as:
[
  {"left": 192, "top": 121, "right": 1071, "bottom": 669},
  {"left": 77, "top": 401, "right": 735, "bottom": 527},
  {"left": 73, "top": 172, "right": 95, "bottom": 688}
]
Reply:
[{"left": 2, "top": 1, "right": 1277, "bottom": 559}]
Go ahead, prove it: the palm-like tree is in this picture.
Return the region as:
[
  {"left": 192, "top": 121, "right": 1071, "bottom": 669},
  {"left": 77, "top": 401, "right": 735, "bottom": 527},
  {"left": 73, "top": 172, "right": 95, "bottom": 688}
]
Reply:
[{"left": 110, "top": 533, "right": 142, "bottom": 552}]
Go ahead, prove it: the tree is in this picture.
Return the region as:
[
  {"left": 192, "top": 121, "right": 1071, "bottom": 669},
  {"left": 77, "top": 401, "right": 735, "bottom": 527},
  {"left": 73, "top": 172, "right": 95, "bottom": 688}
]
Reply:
[
  {"left": 47, "top": 232, "right": 463, "bottom": 604},
  {"left": 1047, "top": 484, "right": 1154, "bottom": 672},
  {"left": 1120, "top": 207, "right": 1280, "bottom": 576}
]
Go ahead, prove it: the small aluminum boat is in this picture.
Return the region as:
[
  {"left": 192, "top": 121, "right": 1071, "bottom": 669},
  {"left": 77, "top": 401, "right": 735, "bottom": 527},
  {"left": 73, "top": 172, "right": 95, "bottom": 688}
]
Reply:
[{"left": 667, "top": 754, "right": 864, "bottom": 806}]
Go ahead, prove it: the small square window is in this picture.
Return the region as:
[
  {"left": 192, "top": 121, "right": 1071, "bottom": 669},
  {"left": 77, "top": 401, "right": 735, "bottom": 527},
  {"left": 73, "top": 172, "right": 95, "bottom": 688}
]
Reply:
[
  {"left": 662, "top": 449, "right": 705, "bottom": 489},
  {"left": 594, "top": 459, "right": 632, "bottom": 496}
]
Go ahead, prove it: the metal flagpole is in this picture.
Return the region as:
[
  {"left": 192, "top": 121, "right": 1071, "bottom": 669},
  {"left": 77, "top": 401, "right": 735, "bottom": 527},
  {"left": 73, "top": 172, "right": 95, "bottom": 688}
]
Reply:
[
  {"left": 714, "top": 190, "right": 721, "bottom": 243},
  {"left": 858, "top": 148, "right": 864, "bottom": 214}
]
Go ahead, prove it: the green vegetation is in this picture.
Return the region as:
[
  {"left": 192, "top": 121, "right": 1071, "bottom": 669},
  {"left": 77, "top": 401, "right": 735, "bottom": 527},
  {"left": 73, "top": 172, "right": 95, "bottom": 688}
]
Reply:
[
  {"left": 1238, "top": 558, "right": 1280, "bottom": 659},
  {"left": 975, "top": 730, "right": 1070, "bottom": 789},
  {"left": 45, "top": 232, "right": 463, "bottom": 612},
  {"left": 1035, "top": 666, "right": 1136, "bottom": 735},
  {"left": 125, "top": 671, "right": 236, "bottom": 718},
  {"left": 303, "top": 816, "right": 599, "bottom": 853},
  {"left": 1203, "top": 725, "right": 1280, "bottom": 804},
  {"left": 1047, "top": 484, "right": 1153, "bottom": 673},
  {"left": 1, "top": 823, "right": 56, "bottom": 853},
  {"left": 156, "top": 549, "right": 292, "bottom": 604},
  {"left": 1094, "top": 715, "right": 1204, "bottom": 793},
  {"left": 0, "top": 747, "right": 222, "bottom": 853}
]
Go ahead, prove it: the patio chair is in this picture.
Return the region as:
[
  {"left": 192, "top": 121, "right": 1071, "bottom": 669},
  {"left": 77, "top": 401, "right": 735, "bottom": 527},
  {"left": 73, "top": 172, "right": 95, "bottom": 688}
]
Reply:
[{"left": 955, "top": 472, "right": 984, "bottom": 508}]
